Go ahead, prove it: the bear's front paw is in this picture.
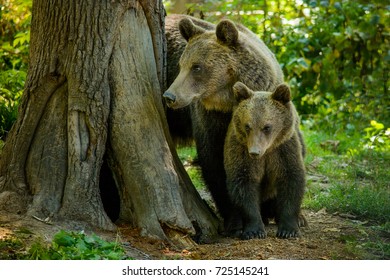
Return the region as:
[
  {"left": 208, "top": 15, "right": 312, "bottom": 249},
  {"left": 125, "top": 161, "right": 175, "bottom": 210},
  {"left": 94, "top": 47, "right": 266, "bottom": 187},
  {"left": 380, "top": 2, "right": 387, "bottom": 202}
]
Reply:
[
  {"left": 276, "top": 226, "right": 300, "bottom": 239},
  {"left": 241, "top": 224, "right": 266, "bottom": 240}
]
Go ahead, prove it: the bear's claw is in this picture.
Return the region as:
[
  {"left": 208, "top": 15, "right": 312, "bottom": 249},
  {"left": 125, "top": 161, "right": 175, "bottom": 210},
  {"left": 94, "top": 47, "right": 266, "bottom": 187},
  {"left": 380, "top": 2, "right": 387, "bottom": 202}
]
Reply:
[
  {"left": 276, "top": 228, "right": 300, "bottom": 239},
  {"left": 241, "top": 230, "right": 267, "bottom": 240}
]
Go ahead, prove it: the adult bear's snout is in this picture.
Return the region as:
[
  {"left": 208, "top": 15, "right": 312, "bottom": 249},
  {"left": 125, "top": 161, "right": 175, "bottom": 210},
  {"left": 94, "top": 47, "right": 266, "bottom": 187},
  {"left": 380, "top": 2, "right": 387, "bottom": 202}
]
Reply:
[{"left": 163, "top": 91, "right": 176, "bottom": 106}]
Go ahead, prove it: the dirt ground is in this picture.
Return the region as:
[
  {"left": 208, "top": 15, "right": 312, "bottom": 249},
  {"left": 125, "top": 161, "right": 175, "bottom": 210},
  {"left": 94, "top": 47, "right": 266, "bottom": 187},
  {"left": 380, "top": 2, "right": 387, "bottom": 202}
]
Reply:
[
  {"left": 117, "top": 208, "right": 381, "bottom": 260},
  {"left": 0, "top": 206, "right": 384, "bottom": 260}
]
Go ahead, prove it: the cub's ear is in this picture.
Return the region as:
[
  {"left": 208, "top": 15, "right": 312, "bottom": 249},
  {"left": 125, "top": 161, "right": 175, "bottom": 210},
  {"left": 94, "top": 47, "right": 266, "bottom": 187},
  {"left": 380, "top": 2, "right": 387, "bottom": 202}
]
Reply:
[
  {"left": 233, "top": 82, "right": 253, "bottom": 102},
  {"left": 272, "top": 84, "right": 291, "bottom": 104},
  {"left": 179, "top": 18, "right": 206, "bottom": 42},
  {"left": 216, "top": 20, "right": 239, "bottom": 47}
]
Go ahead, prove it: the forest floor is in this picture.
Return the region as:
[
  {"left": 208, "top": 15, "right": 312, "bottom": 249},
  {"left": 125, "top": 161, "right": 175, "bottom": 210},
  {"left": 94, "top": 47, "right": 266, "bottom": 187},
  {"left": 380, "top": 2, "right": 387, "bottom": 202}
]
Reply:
[
  {"left": 116, "top": 208, "right": 384, "bottom": 260},
  {"left": 0, "top": 203, "right": 386, "bottom": 260}
]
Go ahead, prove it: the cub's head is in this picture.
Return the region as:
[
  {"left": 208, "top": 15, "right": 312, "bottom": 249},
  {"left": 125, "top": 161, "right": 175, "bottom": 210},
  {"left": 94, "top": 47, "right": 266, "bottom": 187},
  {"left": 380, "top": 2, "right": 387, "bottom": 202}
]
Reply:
[
  {"left": 231, "top": 82, "right": 295, "bottom": 157},
  {"left": 163, "top": 18, "right": 241, "bottom": 112}
]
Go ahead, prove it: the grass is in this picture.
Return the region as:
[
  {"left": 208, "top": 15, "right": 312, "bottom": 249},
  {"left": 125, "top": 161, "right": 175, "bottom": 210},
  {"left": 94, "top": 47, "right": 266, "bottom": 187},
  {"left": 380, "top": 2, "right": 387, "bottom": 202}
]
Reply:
[
  {"left": 177, "top": 146, "right": 197, "bottom": 163},
  {"left": 177, "top": 146, "right": 206, "bottom": 189},
  {"left": 303, "top": 128, "right": 390, "bottom": 224}
]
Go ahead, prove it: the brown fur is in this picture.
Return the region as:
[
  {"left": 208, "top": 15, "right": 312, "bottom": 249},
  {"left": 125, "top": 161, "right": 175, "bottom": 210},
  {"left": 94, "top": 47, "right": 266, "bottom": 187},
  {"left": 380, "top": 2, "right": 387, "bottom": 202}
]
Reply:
[
  {"left": 163, "top": 16, "right": 284, "bottom": 235},
  {"left": 224, "top": 82, "right": 306, "bottom": 239}
]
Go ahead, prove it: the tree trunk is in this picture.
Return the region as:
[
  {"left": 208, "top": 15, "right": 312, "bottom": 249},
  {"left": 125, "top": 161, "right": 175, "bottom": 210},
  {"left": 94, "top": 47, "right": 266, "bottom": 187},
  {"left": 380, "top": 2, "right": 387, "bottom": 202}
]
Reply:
[{"left": 0, "top": 0, "right": 218, "bottom": 246}]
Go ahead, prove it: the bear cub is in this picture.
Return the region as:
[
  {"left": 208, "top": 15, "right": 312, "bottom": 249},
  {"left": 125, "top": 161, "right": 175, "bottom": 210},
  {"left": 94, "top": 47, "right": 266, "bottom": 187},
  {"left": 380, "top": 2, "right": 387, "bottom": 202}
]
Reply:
[{"left": 224, "top": 82, "right": 306, "bottom": 239}]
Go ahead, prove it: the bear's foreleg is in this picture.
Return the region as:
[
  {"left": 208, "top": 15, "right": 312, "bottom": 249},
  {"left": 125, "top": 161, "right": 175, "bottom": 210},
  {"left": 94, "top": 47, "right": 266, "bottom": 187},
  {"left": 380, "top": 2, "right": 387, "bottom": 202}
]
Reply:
[
  {"left": 274, "top": 142, "right": 306, "bottom": 238},
  {"left": 197, "top": 145, "right": 242, "bottom": 235},
  {"left": 227, "top": 178, "right": 266, "bottom": 240}
]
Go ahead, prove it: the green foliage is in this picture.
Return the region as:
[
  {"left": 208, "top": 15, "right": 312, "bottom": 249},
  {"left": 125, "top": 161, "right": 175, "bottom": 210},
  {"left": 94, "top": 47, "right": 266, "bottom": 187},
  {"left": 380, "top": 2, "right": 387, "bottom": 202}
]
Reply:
[
  {"left": 28, "top": 230, "right": 129, "bottom": 260},
  {"left": 177, "top": 146, "right": 197, "bottom": 162},
  {"left": 361, "top": 120, "right": 390, "bottom": 152},
  {"left": 0, "top": 0, "right": 31, "bottom": 70},
  {"left": 0, "top": 0, "right": 31, "bottom": 138},
  {"left": 0, "top": 69, "right": 24, "bottom": 137},
  {"left": 280, "top": 0, "right": 389, "bottom": 131},
  {"left": 1, "top": 230, "right": 131, "bottom": 260}
]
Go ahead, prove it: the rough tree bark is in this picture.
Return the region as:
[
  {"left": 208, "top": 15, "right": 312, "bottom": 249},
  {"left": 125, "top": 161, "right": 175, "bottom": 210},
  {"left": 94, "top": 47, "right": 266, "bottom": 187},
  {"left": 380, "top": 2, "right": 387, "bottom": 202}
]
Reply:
[{"left": 0, "top": 0, "right": 218, "bottom": 246}]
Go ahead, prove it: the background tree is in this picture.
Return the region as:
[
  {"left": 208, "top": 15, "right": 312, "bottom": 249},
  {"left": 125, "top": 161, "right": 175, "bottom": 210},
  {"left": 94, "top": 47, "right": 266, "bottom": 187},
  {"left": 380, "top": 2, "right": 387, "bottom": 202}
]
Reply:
[{"left": 0, "top": 0, "right": 219, "bottom": 245}]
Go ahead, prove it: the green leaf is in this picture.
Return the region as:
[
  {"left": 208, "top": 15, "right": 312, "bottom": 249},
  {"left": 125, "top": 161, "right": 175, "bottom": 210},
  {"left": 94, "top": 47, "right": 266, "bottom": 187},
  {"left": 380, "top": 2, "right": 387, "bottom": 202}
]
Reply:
[
  {"left": 370, "top": 120, "right": 384, "bottom": 130},
  {"left": 53, "top": 231, "right": 75, "bottom": 247}
]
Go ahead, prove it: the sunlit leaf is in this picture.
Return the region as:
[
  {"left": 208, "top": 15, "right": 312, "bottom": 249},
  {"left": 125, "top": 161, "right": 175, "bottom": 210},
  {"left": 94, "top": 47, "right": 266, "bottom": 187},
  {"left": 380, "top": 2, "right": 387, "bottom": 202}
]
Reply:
[{"left": 370, "top": 120, "right": 384, "bottom": 130}]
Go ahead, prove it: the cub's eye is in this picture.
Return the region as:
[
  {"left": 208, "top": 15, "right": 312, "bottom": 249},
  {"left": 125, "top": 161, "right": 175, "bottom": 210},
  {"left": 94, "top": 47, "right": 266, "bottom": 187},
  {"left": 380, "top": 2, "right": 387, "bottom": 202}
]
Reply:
[
  {"left": 191, "top": 64, "right": 202, "bottom": 73},
  {"left": 245, "top": 124, "right": 251, "bottom": 133},
  {"left": 263, "top": 125, "right": 272, "bottom": 134}
]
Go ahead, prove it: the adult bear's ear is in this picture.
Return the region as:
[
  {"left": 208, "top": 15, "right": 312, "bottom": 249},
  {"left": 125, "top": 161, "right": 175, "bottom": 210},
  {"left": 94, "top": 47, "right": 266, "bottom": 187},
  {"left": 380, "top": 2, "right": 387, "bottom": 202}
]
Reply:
[
  {"left": 179, "top": 18, "right": 206, "bottom": 42},
  {"left": 216, "top": 20, "right": 239, "bottom": 47},
  {"left": 233, "top": 82, "right": 253, "bottom": 102},
  {"left": 272, "top": 84, "right": 291, "bottom": 105}
]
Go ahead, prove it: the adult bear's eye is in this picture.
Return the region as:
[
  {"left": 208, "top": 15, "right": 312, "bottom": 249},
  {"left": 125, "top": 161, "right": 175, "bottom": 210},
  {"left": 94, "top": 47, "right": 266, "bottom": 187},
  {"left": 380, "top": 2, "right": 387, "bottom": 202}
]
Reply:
[
  {"left": 263, "top": 125, "right": 272, "bottom": 134},
  {"left": 191, "top": 64, "right": 202, "bottom": 73},
  {"left": 245, "top": 123, "right": 251, "bottom": 133}
]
